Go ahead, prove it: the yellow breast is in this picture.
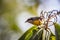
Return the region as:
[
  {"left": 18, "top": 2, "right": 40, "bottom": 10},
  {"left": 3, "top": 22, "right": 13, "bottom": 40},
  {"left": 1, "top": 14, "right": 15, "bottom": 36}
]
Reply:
[{"left": 33, "top": 20, "right": 42, "bottom": 26}]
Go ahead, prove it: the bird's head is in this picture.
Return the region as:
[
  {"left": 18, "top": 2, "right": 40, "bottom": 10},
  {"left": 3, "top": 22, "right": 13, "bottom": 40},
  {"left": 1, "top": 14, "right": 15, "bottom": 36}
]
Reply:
[{"left": 25, "top": 18, "right": 33, "bottom": 23}]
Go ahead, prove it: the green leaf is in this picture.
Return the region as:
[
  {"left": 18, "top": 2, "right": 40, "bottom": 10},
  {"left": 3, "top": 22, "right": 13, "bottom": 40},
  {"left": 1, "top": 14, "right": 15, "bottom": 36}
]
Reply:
[
  {"left": 19, "top": 24, "right": 58, "bottom": 40},
  {"left": 54, "top": 23, "right": 60, "bottom": 40},
  {"left": 50, "top": 33, "right": 56, "bottom": 40},
  {"left": 29, "top": 28, "right": 43, "bottom": 40},
  {"left": 19, "top": 25, "right": 37, "bottom": 40},
  {"left": 18, "top": 26, "right": 43, "bottom": 40}
]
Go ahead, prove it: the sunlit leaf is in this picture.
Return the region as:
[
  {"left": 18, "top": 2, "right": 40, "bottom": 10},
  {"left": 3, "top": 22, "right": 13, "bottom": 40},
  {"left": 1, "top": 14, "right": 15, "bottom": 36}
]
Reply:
[
  {"left": 19, "top": 25, "right": 56, "bottom": 40},
  {"left": 18, "top": 21, "right": 60, "bottom": 40},
  {"left": 19, "top": 26, "right": 43, "bottom": 40},
  {"left": 50, "top": 33, "right": 56, "bottom": 40},
  {"left": 54, "top": 23, "right": 60, "bottom": 40},
  {"left": 19, "top": 25, "right": 37, "bottom": 40}
]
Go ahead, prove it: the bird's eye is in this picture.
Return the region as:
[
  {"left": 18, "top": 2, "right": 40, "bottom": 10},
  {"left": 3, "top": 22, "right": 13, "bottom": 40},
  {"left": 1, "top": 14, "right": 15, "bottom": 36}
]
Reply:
[{"left": 29, "top": 18, "right": 34, "bottom": 20}]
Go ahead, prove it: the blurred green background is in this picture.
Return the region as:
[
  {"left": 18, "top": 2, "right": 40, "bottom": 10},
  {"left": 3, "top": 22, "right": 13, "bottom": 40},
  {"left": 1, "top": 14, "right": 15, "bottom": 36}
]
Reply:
[{"left": 0, "top": 0, "right": 39, "bottom": 40}]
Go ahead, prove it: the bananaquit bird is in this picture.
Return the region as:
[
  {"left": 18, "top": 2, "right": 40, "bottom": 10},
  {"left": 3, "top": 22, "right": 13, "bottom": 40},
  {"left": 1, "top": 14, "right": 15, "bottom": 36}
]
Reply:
[{"left": 25, "top": 17, "right": 43, "bottom": 26}]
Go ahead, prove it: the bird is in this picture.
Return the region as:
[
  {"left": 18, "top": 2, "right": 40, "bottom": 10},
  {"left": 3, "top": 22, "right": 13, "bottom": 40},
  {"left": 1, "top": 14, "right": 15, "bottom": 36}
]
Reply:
[{"left": 25, "top": 17, "right": 43, "bottom": 26}]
